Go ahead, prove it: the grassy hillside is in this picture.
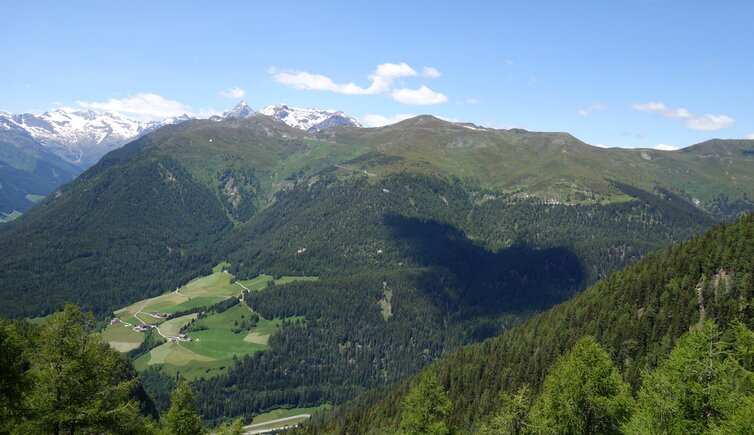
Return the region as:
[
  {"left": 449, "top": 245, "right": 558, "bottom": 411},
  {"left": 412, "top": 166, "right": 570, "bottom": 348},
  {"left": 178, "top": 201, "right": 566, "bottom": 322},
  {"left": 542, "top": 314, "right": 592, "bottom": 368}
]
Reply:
[
  {"left": 321, "top": 117, "right": 754, "bottom": 215},
  {"left": 311, "top": 213, "right": 754, "bottom": 433}
]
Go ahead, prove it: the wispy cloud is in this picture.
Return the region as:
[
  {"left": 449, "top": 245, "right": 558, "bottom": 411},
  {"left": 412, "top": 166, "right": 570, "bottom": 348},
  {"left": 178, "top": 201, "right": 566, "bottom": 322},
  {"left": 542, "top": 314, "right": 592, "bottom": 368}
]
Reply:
[
  {"left": 271, "top": 62, "right": 447, "bottom": 105},
  {"left": 747, "top": 133, "right": 754, "bottom": 139},
  {"left": 362, "top": 113, "right": 416, "bottom": 127},
  {"left": 77, "top": 93, "right": 193, "bottom": 121},
  {"left": 422, "top": 67, "right": 442, "bottom": 78},
  {"left": 465, "top": 97, "right": 480, "bottom": 105},
  {"left": 632, "top": 102, "right": 734, "bottom": 131},
  {"left": 219, "top": 86, "right": 246, "bottom": 98},
  {"left": 577, "top": 102, "right": 606, "bottom": 117}
]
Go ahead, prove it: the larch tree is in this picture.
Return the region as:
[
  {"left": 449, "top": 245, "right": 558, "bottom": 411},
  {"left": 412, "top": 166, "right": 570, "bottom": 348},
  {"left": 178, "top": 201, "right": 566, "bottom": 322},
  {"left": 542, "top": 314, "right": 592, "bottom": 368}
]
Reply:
[{"left": 529, "top": 336, "right": 634, "bottom": 435}]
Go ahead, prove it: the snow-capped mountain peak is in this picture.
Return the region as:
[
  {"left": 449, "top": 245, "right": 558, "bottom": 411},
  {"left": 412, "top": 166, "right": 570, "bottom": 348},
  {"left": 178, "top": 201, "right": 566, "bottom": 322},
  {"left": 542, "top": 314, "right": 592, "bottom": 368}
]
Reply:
[
  {"left": 257, "top": 103, "right": 361, "bottom": 132},
  {"left": 222, "top": 101, "right": 255, "bottom": 119},
  {"left": 0, "top": 108, "right": 189, "bottom": 166}
]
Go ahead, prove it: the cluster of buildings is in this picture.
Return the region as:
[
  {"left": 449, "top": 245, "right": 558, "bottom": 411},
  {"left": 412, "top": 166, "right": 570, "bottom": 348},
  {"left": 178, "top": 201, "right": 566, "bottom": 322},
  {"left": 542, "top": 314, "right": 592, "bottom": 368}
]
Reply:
[{"left": 109, "top": 314, "right": 192, "bottom": 342}]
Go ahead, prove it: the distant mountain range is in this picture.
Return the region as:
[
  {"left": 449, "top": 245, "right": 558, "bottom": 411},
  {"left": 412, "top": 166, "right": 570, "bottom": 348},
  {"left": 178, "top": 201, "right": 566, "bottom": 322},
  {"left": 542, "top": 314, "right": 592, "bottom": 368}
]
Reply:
[
  {"left": 220, "top": 101, "right": 361, "bottom": 132},
  {"left": 0, "top": 101, "right": 360, "bottom": 217},
  {"left": 0, "top": 108, "right": 186, "bottom": 166}
]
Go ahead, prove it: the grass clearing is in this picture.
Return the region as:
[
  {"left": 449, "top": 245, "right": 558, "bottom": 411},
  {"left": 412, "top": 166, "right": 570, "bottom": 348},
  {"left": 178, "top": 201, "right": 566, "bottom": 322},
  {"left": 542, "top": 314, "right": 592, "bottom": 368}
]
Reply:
[
  {"left": 275, "top": 276, "right": 319, "bottom": 285},
  {"left": 251, "top": 405, "right": 331, "bottom": 424},
  {"left": 236, "top": 274, "right": 319, "bottom": 291},
  {"left": 243, "top": 332, "right": 269, "bottom": 345},
  {"left": 245, "top": 405, "right": 332, "bottom": 432},
  {"left": 159, "top": 313, "right": 197, "bottom": 337},
  {"left": 163, "top": 296, "right": 225, "bottom": 314},
  {"left": 236, "top": 274, "right": 274, "bottom": 291},
  {"left": 100, "top": 323, "right": 143, "bottom": 352}
]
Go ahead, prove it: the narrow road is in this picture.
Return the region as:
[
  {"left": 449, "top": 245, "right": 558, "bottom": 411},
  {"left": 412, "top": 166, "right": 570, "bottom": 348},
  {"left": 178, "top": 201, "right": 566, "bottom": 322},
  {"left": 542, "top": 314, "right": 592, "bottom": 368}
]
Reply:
[
  {"left": 224, "top": 270, "right": 250, "bottom": 300},
  {"left": 242, "top": 414, "right": 311, "bottom": 434},
  {"left": 132, "top": 298, "right": 171, "bottom": 339}
]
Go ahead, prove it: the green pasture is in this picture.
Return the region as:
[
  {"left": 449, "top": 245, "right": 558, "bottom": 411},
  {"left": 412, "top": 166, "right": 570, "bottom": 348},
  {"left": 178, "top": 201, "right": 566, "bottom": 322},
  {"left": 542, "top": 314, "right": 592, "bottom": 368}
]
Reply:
[
  {"left": 159, "top": 313, "right": 197, "bottom": 337},
  {"left": 131, "top": 301, "right": 301, "bottom": 380},
  {"left": 104, "top": 263, "right": 313, "bottom": 368},
  {"left": 100, "top": 323, "right": 143, "bottom": 352}
]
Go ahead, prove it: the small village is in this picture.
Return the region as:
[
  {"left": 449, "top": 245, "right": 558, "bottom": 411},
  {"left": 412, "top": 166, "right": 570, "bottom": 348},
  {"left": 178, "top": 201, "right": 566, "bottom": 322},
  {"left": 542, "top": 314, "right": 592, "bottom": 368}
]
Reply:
[{"left": 110, "top": 312, "right": 192, "bottom": 342}]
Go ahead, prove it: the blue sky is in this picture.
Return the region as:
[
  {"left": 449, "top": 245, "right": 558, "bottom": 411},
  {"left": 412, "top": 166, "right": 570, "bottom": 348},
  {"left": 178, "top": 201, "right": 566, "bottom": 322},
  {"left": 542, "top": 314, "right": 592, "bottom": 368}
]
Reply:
[{"left": 2, "top": 0, "right": 752, "bottom": 149}]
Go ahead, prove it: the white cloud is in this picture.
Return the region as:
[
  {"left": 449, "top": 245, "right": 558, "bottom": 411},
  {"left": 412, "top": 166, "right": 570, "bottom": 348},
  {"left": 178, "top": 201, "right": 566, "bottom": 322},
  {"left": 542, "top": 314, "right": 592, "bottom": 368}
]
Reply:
[
  {"left": 219, "top": 86, "right": 246, "bottom": 98},
  {"left": 504, "top": 59, "right": 515, "bottom": 66},
  {"left": 632, "top": 102, "right": 735, "bottom": 131},
  {"left": 654, "top": 143, "right": 681, "bottom": 151},
  {"left": 272, "top": 62, "right": 447, "bottom": 105},
  {"left": 747, "top": 133, "right": 754, "bottom": 139},
  {"left": 465, "top": 97, "right": 480, "bottom": 105},
  {"left": 578, "top": 102, "right": 606, "bottom": 117},
  {"left": 77, "top": 93, "right": 193, "bottom": 121},
  {"left": 592, "top": 143, "right": 609, "bottom": 148},
  {"left": 362, "top": 113, "right": 416, "bottom": 127},
  {"left": 422, "top": 67, "right": 441, "bottom": 78},
  {"left": 391, "top": 86, "right": 448, "bottom": 105}
]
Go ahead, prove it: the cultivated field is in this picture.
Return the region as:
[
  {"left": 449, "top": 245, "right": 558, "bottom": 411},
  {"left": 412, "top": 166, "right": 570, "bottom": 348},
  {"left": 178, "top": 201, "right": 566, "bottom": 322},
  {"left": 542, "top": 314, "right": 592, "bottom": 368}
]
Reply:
[
  {"left": 99, "top": 323, "right": 143, "bottom": 352},
  {"left": 101, "top": 264, "right": 315, "bottom": 379},
  {"left": 134, "top": 302, "right": 301, "bottom": 379}
]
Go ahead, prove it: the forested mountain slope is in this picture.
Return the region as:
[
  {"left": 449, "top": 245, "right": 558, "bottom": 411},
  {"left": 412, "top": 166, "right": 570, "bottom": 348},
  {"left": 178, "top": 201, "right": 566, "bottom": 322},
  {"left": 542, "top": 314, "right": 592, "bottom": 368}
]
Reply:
[
  {"left": 187, "top": 173, "right": 716, "bottom": 421},
  {"left": 0, "top": 115, "right": 751, "bottom": 324},
  {"left": 311, "top": 213, "right": 754, "bottom": 433}
]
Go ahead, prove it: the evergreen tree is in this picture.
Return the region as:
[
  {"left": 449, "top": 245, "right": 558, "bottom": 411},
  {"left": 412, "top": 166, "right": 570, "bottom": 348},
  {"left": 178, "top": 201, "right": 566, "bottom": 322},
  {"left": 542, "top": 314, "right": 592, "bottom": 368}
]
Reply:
[
  {"left": 214, "top": 417, "right": 244, "bottom": 435},
  {"left": 479, "top": 384, "right": 532, "bottom": 435},
  {"left": 163, "top": 381, "right": 205, "bottom": 435},
  {"left": 24, "top": 304, "right": 146, "bottom": 434},
  {"left": 399, "top": 370, "right": 452, "bottom": 435},
  {"left": 529, "top": 336, "right": 634, "bottom": 435},
  {"left": 624, "top": 320, "right": 752, "bottom": 434},
  {"left": 0, "top": 321, "right": 27, "bottom": 432}
]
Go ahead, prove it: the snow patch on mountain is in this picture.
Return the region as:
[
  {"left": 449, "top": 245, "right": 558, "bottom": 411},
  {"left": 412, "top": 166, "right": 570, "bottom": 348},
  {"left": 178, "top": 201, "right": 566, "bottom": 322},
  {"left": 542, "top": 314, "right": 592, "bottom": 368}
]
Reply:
[
  {"left": 0, "top": 108, "right": 189, "bottom": 166},
  {"left": 257, "top": 104, "right": 361, "bottom": 132}
]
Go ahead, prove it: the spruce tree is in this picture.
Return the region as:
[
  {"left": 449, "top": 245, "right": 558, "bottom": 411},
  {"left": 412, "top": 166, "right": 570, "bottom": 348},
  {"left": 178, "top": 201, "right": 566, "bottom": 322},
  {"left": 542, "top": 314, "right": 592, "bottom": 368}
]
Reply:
[
  {"left": 163, "top": 381, "right": 205, "bottom": 435},
  {"left": 399, "top": 370, "right": 452, "bottom": 435},
  {"left": 25, "top": 304, "right": 145, "bottom": 434}
]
